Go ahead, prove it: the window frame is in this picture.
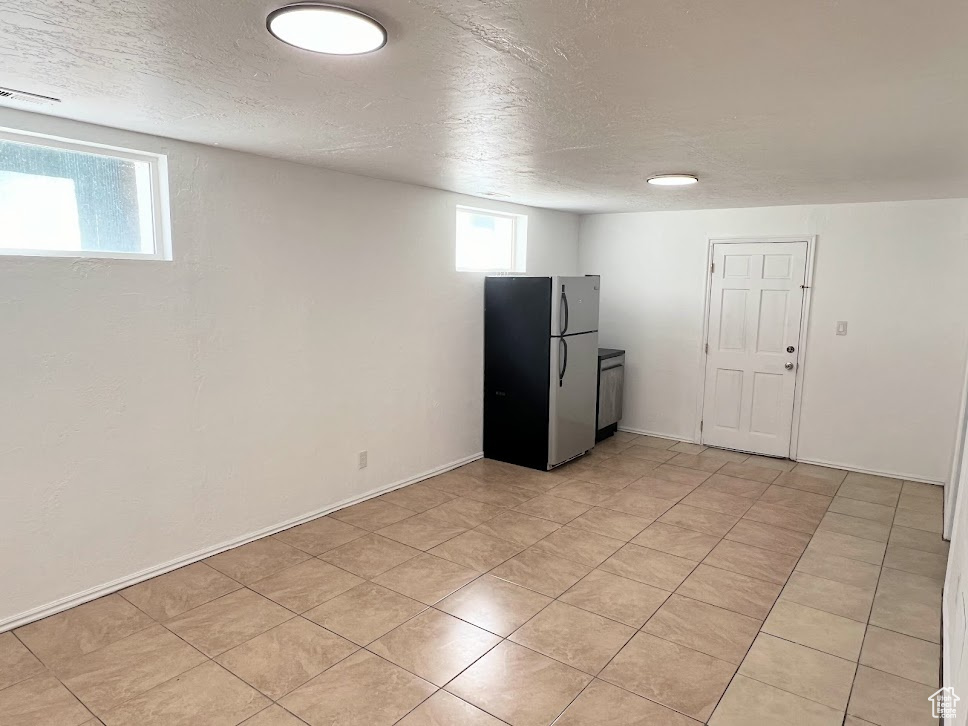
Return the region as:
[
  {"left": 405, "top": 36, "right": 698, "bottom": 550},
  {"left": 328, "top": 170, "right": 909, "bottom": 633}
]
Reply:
[
  {"left": 0, "top": 126, "right": 172, "bottom": 261},
  {"left": 455, "top": 205, "right": 528, "bottom": 274}
]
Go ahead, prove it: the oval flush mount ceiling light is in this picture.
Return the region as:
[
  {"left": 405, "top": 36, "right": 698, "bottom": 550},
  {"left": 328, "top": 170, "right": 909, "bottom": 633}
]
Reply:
[
  {"left": 267, "top": 4, "right": 387, "bottom": 55},
  {"left": 647, "top": 174, "right": 699, "bottom": 186}
]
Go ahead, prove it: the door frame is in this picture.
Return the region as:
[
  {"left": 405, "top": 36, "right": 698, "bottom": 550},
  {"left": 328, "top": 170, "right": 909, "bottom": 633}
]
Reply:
[
  {"left": 695, "top": 235, "right": 817, "bottom": 459},
  {"left": 944, "top": 355, "right": 968, "bottom": 539}
]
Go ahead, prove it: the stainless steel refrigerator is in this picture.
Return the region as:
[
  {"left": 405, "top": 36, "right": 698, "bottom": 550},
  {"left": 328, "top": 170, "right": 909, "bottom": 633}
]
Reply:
[{"left": 483, "top": 275, "right": 600, "bottom": 470}]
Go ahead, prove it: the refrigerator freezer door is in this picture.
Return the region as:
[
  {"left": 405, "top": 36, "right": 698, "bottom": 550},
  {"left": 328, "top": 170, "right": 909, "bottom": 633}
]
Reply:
[
  {"left": 550, "top": 276, "right": 600, "bottom": 336},
  {"left": 548, "top": 331, "right": 599, "bottom": 467}
]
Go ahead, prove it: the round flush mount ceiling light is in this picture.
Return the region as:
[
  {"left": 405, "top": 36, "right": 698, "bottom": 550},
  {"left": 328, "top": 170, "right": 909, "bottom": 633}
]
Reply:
[
  {"left": 647, "top": 174, "right": 699, "bottom": 186},
  {"left": 267, "top": 4, "right": 387, "bottom": 55}
]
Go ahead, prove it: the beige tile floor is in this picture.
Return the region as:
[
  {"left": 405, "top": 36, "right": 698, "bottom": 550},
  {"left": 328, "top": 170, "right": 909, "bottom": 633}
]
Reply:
[{"left": 0, "top": 433, "right": 947, "bottom": 725}]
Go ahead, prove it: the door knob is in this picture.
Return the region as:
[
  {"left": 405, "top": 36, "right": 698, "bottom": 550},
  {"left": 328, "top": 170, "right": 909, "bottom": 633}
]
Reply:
[{"left": 784, "top": 362, "right": 795, "bottom": 370}]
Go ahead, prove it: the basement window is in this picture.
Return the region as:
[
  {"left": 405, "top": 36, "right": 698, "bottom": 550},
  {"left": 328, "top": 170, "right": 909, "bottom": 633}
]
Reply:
[
  {"left": 456, "top": 206, "right": 527, "bottom": 273},
  {"left": 0, "top": 128, "right": 170, "bottom": 260}
]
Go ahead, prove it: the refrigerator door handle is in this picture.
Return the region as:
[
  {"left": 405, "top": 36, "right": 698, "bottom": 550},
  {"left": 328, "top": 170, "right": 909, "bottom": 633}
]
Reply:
[
  {"left": 559, "top": 337, "right": 568, "bottom": 387},
  {"left": 560, "top": 286, "right": 569, "bottom": 335}
]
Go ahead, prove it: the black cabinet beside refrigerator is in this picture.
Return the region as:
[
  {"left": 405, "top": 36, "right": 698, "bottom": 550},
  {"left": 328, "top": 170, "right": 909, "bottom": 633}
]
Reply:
[{"left": 483, "top": 276, "right": 600, "bottom": 471}]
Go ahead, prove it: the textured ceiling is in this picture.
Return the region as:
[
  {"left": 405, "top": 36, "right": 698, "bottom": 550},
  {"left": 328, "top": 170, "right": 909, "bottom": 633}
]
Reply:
[{"left": 0, "top": 0, "right": 966, "bottom": 213}]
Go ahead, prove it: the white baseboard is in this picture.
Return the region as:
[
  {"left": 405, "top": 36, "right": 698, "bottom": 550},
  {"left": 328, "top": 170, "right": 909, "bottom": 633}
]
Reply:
[
  {"left": 617, "top": 426, "right": 697, "bottom": 444},
  {"left": 0, "top": 452, "right": 483, "bottom": 634},
  {"left": 617, "top": 426, "right": 943, "bottom": 485},
  {"left": 794, "top": 456, "right": 943, "bottom": 486}
]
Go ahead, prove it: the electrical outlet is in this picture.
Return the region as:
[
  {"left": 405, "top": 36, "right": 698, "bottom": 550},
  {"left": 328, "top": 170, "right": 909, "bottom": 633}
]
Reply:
[
  {"left": 836, "top": 321, "right": 848, "bottom": 336},
  {"left": 358, "top": 451, "right": 368, "bottom": 469}
]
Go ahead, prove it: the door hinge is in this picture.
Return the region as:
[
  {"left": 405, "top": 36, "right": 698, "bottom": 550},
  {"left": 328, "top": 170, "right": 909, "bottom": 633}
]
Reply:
[
  {"left": 704, "top": 342, "right": 709, "bottom": 354},
  {"left": 700, "top": 420, "right": 704, "bottom": 432},
  {"left": 710, "top": 261, "right": 715, "bottom": 273}
]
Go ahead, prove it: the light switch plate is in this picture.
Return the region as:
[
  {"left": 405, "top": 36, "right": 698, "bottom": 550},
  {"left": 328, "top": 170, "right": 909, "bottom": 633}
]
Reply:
[{"left": 836, "top": 321, "right": 848, "bottom": 336}]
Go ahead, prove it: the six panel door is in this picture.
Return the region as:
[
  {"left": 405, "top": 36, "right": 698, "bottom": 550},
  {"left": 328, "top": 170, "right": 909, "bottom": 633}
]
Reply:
[{"left": 702, "top": 242, "right": 808, "bottom": 457}]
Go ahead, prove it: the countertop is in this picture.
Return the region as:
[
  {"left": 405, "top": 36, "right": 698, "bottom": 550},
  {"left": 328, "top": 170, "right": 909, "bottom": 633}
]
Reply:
[{"left": 598, "top": 348, "right": 625, "bottom": 360}]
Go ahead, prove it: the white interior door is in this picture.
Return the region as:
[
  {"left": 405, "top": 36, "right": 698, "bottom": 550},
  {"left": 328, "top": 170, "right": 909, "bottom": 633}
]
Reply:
[{"left": 702, "top": 242, "right": 808, "bottom": 457}]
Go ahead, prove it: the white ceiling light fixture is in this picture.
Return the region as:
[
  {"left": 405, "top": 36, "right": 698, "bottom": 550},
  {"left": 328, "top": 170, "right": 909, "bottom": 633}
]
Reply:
[
  {"left": 647, "top": 174, "right": 699, "bottom": 186},
  {"left": 267, "top": 4, "right": 387, "bottom": 55}
]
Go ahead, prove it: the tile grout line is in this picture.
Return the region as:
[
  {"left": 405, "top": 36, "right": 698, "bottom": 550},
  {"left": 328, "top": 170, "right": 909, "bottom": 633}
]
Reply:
[
  {"left": 368, "top": 448, "right": 725, "bottom": 723},
  {"left": 840, "top": 483, "right": 901, "bottom": 725},
  {"left": 7, "top": 603, "right": 191, "bottom": 721},
  {"left": 18, "top": 561, "right": 375, "bottom": 721},
  {"left": 155, "top": 471, "right": 931, "bottom": 724},
  {"left": 577, "top": 446, "right": 765, "bottom": 722},
  {"left": 5, "top": 445, "right": 940, "bottom": 726},
  {"left": 0, "top": 455, "right": 778, "bottom": 675},
  {"left": 9, "top": 599, "right": 214, "bottom": 725},
  {"left": 307, "top": 473, "right": 576, "bottom": 723},
  {"left": 223, "top": 616, "right": 362, "bottom": 704},
  {"left": 712, "top": 477, "right": 944, "bottom": 719},
  {"left": 733, "top": 475, "right": 947, "bottom": 721},
  {"left": 59, "top": 463, "right": 922, "bottom": 720},
  {"left": 461, "top": 452, "right": 781, "bottom": 722},
  {"left": 431, "top": 453, "right": 851, "bottom": 721},
  {"left": 692, "top": 463, "right": 848, "bottom": 722}
]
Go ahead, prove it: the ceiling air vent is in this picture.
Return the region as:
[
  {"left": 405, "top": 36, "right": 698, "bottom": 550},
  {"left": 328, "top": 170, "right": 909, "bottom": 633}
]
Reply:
[{"left": 0, "top": 86, "right": 61, "bottom": 105}]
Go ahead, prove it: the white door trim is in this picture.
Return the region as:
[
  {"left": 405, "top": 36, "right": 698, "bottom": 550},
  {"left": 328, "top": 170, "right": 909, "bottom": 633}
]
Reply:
[
  {"left": 695, "top": 235, "right": 817, "bottom": 459},
  {"left": 945, "top": 356, "right": 968, "bottom": 540}
]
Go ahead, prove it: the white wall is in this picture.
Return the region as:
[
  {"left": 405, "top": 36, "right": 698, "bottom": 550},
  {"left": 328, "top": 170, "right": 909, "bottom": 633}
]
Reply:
[
  {"left": 579, "top": 200, "right": 968, "bottom": 483},
  {"left": 0, "top": 108, "right": 579, "bottom": 629}
]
